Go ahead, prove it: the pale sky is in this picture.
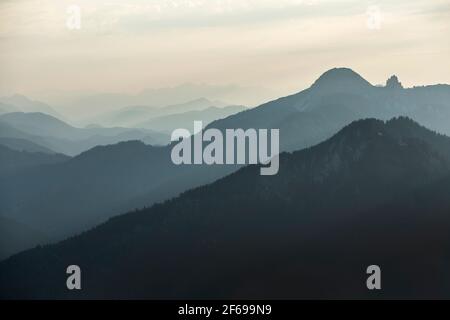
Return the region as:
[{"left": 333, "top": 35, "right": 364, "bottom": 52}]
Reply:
[{"left": 1, "top": 0, "right": 449, "bottom": 105}]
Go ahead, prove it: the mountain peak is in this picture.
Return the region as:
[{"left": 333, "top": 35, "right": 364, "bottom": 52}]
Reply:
[
  {"left": 318, "top": 67, "right": 360, "bottom": 77},
  {"left": 337, "top": 117, "right": 416, "bottom": 135},
  {"left": 310, "top": 68, "right": 372, "bottom": 92},
  {"left": 330, "top": 116, "right": 444, "bottom": 149},
  {"left": 386, "top": 75, "right": 403, "bottom": 89}
]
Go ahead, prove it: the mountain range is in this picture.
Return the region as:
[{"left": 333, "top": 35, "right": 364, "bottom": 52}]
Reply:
[
  {"left": 207, "top": 68, "right": 450, "bottom": 152},
  {"left": 136, "top": 105, "right": 246, "bottom": 133},
  {"left": 0, "top": 140, "right": 235, "bottom": 244},
  {"left": 0, "top": 94, "right": 62, "bottom": 119},
  {"left": 0, "top": 137, "right": 56, "bottom": 154},
  {"left": 0, "top": 112, "right": 169, "bottom": 156},
  {"left": 56, "top": 83, "right": 275, "bottom": 119},
  {"left": 1, "top": 67, "right": 450, "bottom": 269},
  {"left": 2, "top": 117, "right": 450, "bottom": 298},
  {"left": 90, "top": 98, "right": 245, "bottom": 128}
]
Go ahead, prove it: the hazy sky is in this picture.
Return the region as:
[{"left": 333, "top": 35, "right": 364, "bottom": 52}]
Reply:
[{"left": 1, "top": 0, "right": 449, "bottom": 104}]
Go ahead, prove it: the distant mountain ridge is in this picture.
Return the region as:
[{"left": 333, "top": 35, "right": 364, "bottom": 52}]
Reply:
[
  {"left": 136, "top": 105, "right": 246, "bottom": 133},
  {"left": 0, "top": 94, "right": 62, "bottom": 119},
  {"left": 207, "top": 67, "right": 450, "bottom": 152},
  {"left": 60, "top": 83, "right": 275, "bottom": 118},
  {"left": 1, "top": 112, "right": 76, "bottom": 138},
  {"left": 90, "top": 98, "right": 242, "bottom": 128},
  {"left": 0, "top": 137, "right": 55, "bottom": 154},
  {"left": 0, "top": 112, "right": 169, "bottom": 155}
]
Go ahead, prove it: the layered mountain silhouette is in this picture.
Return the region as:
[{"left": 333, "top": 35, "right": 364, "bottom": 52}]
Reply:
[
  {"left": 0, "top": 137, "right": 55, "bottom": 154},
  {"left": 62, "top": 84, "right": 273, "bottom": 117},
  {"left": 208, "top": 68, "right": 450, "bottom": 151},
  {"left": 136, "top": 105, "right": 246, "bottom": 133},
  {"left": 0, "top": 140, "right": 235, "bottom": 242},
  {"left": 1, "top": 112, "right": 78, "bottom": 138},
  {"left": 0, "top": 94, "right": 61, "bottom": 118},
  {"left": 2, "top": 117, "right": 450, "bottom": 298},
  {"left": 92, "top": 98, "right": 230, "bottom": 127},
  {"left": 2, "top": 67, "right": 450, "bottom": 259},
  {"left": 0, "top": 112, "right": 169, "bottom": 155}
]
